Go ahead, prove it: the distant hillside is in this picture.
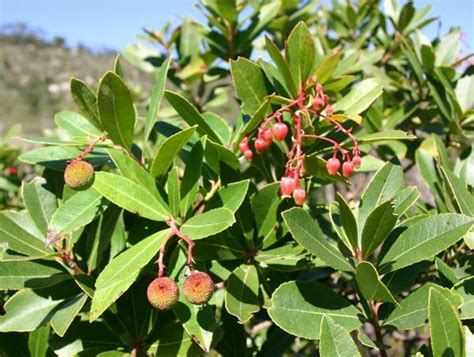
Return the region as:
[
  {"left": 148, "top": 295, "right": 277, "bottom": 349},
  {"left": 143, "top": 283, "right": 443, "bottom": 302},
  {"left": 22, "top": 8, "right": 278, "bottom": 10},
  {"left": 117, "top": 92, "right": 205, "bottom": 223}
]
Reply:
[{"left": 0, "top": 24, "right": 149, "bottom": 136}]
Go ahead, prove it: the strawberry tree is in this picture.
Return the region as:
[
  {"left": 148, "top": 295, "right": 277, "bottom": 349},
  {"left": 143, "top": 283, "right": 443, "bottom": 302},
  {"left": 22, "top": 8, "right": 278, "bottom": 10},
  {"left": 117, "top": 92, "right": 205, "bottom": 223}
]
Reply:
[{"left": 1, "top": 1, "right": 473, "bottom": 356}]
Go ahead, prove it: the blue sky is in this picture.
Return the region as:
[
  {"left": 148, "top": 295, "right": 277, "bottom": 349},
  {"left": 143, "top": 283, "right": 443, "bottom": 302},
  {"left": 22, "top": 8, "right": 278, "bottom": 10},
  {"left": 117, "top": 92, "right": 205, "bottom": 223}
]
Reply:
[{"left": 1, "top": 0, "right": 473, "bottom": 50}]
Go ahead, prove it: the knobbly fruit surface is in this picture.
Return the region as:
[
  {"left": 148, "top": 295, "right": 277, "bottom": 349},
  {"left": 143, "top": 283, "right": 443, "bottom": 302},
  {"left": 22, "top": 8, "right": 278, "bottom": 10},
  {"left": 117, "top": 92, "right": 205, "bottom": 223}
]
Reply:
[
  {"left": 272, "top": 123, "right": 289, "bottom": 141},
  {"left": 147, "top": 277, "right": 179, "bottom": 310},
  {"left": 280, "top": 177, "right": 297, "bottom": 196},
  {"left": 293, "top": 187, "right": 306, "bottom": 205},
  {"left": 64, "top": 159, "right": 94, "bottom": 189},
  {"left": 342, "top": 161, "right": 355, "bottom": 177},
  {"left": 326, "top": 158, "right": 341, "bottom": 176},
  {"left": 183, "top": 272, "right": 214, "bottom": 305}
]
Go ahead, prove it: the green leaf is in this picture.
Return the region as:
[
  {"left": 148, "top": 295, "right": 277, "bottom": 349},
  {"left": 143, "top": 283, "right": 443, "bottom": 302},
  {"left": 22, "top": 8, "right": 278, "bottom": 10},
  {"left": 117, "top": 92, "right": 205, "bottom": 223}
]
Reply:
[
  {"left": 429, "top": 288, "right": 464, "bottom": 357},
  {"left": 70, "top": 78, "right": 102, "bottom": 129},
  {"left": 167, "top": 167, "right": 181, "bottom": 218},
  {"left": 356, "top": 262, "right": 397, "bottom": 304},
  {"left": 164, "top": 90, "right": 221, "bottom": 143},
  {"left": 282, "top": 208, "right": 354, "bottom": 272},
  {"left": 0, "top": 212, "right": 50, "bottom": 257},
  {"left": 453, "top": 277, "right": 474, "bottom": 320},
  {"left": 435, "top": 32, "right": 461, "bottom": 67},
  {"left": 332, "top": 78, "right": 384, "bottom": 116},
  {"left": 384, "top": 283, "right": 463, "bottom": 330},
  {"left": 361, "top": 200, "right": 398, "bottom": 258},
  {"left": 0, "top": 289, "right": 63, "bottom": 332},
  {"left": 0, "top": 260, "right": 69, "bottom": 290},
  {"left": 251, "top": 182, "right": 281, "bottom": 239},
  {"left": 265, "top": 36, "right": 298, "bottom": 97},
  {"left": 207, "top": 180, "right": 250, "bottom": 214},
  {"left": 150, "top": 126, "right": 197, "bottom": 178},
  {"left": 358, "top": 162, "right": 404, "bottom": 228},
  {"left": 54, "top": 111, "right": 102, "bottom": 139},
  {"left": 49, "top": 188, "right": 108, "bottom": 236},
  {"left": 204, "top": 139, "right": 240, "bottom": 173},
  {"left": 97, "top": 71, "right": 136, "bottom": 148},
  {"left": 22, "top": 177, "right": 57, "bottom": 237},
  {"left": 90, "top": 229, "right": 169, "bottom": 321},
  {"left": 440, "top": 167, "right": 474, "bottom": 216},
  {"left": 93, "top": 172, "right": 170, "bottom": 221},
  {"left": 335, "top": 192, "right": 358, "bottom": 249},
  {"left": 455, "top": 75, "right": 474, "bottom": 112},
  {"left": 230, "top": 58, "right": 269, "bottom": 116},
  {"left": 225, "top": 264, "right": 260, "bottom": 323},
  {"left": 149, "top": 322, "right": 202, "bottom": 356},
  {"left": 144, "top": 58, "right": 170, "bottom": 141},
  {"left": 180, "top": 138, "right": 204, "bottom": 217},
  {"left": 255, "top": 244, "right": 310, "bottom": 271},
  {"left": 393, "top": 186, "right": 420, "bottom": 216},
  {"left": 357, "top": 130, "right": 417, "bottom": 145},
  {"left": 216, "top": 0, "right": 237, "bottom": 22},
  {"left": 50, "top": 293, "right": 88, "bottom": 337},
  {"left": 181, "top": 208, "right": 235, "bottom": 240},
  {"left": 314, "top": 50, "right": 342, "bottom": 84},
  {"left": 286, "top": 21, "right": 316, "bottom": 89},
  {"left": 28, "top": 325, "right": 50, "bottom": 357},
  {"left": 268, "top": 281, "right": 361, "bottom": 339},
  {"left": 319, "top": 315, "right": 361, "bottom": 357},
  {"left": 380, "top": 214, "right": 474, "bottom": 272},
  {"left": 234, "top": 99, "right": 271, "bottom": 149}
]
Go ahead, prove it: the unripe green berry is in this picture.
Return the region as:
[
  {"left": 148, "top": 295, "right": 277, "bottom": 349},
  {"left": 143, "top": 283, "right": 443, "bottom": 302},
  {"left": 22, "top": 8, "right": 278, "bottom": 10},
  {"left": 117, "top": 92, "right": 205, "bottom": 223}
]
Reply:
[
  {"left": 147, "top": 277, "right": 179, "bottom": 310},
  {"left": 64, "top": 159, "right": 94, "bottom": 190},
  {"left": 183, "top": 272, "right": 214, "bottom": 305}
]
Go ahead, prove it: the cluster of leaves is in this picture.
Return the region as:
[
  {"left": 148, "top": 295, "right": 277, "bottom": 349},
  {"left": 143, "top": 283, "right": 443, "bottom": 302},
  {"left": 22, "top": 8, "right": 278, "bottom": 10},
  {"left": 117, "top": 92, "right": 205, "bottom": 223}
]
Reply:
[{"left": 0, "top": 0, "right": 473, "bottom": 356}]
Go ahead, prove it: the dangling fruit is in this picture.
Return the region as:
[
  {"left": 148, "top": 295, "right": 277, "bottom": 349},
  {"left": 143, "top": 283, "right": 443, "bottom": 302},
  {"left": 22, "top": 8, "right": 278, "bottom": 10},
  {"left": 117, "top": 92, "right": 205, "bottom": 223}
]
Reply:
[
  {"left": 243, "top": 150, "right": 253, "bottom": 160},
  {"left": 326, "top": 158, "right": 341, "bottom": 176},
  {"left": 352, "top": 155, "right": 361, "bottom": 168},
  {"left": 239, "top": 140, "right": 249, "bottom": 154},
  {"left": 183, "top": 272, "right": 214, "bottom": 305},
  {"left": 64, "top": 159, "right": 94, "bottom": 190},
  {"left": 147, "top": 277, "right": 179, "bottom": 310},
  {"left": 263, "top": 129, "right": 273, "bottom": 145},
  {"left": 293, "top": 187, "right": 306, "bottom": 205},
  {"left": 280, "top": 176, "right": 297, "bottom": 196},
  {"left": 272, "top": 123, "right": 289, "bottom": 141},
  {"left": 254, "top": 138, "right": 267, "bottom": 153},
  {"left": 342, "top": 161, "right": 355, "bottom": 177}
]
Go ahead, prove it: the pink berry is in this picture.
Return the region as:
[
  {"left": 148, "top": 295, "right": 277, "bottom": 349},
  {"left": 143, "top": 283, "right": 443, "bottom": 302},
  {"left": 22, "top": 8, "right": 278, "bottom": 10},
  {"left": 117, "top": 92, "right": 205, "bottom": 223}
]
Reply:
[
  {"left": 272, "top": 123, "right": 289, "bottom": 141},
  {"left": 263, "top": 129, "right": 273, "bottom": 145},
  {"left": 254, "top": 138, "right": 267, "bottom": 153},
  {"left": 239, "top": 140, "right": 248, "bottom": 153},
  {"left": 325, "top": 105, "right": 333, "bottom": 116},
  {"left": 293, "top": 187, "right": 306, "bottom": 205},
  {"left": 313, "top": 97, "right": 323, "bottom": 110},
  {"left": 353, "top": 155, "right": 361, "bottom": 168},
  {"left": 280, "top": 177, "right": 297, "bottom": 196},
  {"left": 342, "top": 161, "right": 354, "bottom": 177},
  {"left": 326, "top": 158, "right": 341, "bottom": 176},
  {"left": 243, "top": 150, "right": 253, "bottom": 160}
]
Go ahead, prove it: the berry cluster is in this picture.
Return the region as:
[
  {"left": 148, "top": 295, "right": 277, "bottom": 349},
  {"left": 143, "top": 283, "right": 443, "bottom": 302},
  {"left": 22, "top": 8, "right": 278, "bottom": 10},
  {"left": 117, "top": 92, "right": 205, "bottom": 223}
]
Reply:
[
  {"left": 239, "top": 77, "right": 361, "bottom": 205},
  {"left": 147, "top": 220, "right": 214, "bottom": 310}
]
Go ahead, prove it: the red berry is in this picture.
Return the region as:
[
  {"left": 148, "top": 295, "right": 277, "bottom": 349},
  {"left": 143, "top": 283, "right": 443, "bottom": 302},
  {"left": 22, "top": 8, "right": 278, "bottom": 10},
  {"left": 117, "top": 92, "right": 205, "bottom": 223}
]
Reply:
[
  {"left": 272, "top": 123, "right": 289, "bottom": 141},
  {"left": 313, "top": 97, "right": 323, "bottom": 110},
  {"left": 353, "top": 155, "right": 361, "bottom": 168},
  {"left": 263, "top": 129, "right": 273, "bottom": 145},
  {"left": 280, "top": 176, "right": 297, "bottom": 196},
  {"left": 147, "top": 277, "right": 179, "bottom": 310},
  {"left": 239, "top": 140, "right": 249, "bottom": 153},
  {"left": 326, "top": 158, "right": 341, "bottom": 176},
  {"left": 342, "top": 161, "right": 354, "bottom": 177},
  {"left": 183, "top": 272, "right": 214, "bottom": 305},
  {"left": 254, "top": 138, "right": 266, "bottom": 153},
  {"left": 5, "top": 166, "right": 17, "bottom": 176},
  {"left": 243, "top": 149, "right": 253, "bottom": 160},
  {"left": 293, "top": 187, "right": 306, "bottom": 205}
]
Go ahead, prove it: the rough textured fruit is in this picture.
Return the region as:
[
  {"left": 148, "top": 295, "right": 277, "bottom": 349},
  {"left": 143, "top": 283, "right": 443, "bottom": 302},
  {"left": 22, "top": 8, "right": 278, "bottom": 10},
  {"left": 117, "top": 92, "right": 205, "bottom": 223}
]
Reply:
[
  {"left": 147, "top": 277, "right": 179, "bottom": 310},
  {"left": 280, "top": 176, "right": 297, "bottom": 196},
  {"left": 353, "top": 155, "right": 361, "bottom": 168},
  {"left": 272, "top": 123, "right": 289, "bottom": 141},
  {"left": 254, "top": 138, "right": 267, "bottom": 153},
  {"left": 243, "top": 149, "right": 253, "bottom": 160},
  {"left": 326, "top": 158, "right": 341, "bottom": 176},
  {"left": 293, "top": 187, "right": 306, "bottom": 205},
  {"left": 342, "top": 161, "right": 354, "bottom": 177},
  {"left": 64, "top": 159, "right": 94, "bottom": 189},
  {"left": 183, "top": 272, "right": 214, "bottom": 305}
]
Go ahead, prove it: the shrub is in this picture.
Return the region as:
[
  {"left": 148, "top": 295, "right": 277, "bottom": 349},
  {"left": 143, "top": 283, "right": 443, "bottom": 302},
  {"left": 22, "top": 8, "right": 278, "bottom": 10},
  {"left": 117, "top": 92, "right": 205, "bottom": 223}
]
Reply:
[{"left": 0, "top": 0, "right": 473, "bottom": 355}]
